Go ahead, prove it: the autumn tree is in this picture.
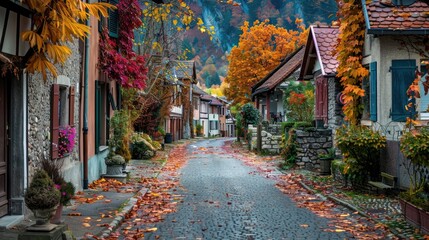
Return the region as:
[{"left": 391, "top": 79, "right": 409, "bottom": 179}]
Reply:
[
  {"left": 334, "top": 0, "right": 368, "bottom": 125},
  {"left": 224, "top": 19, "right": 308, "bottom": 105},
  {"left": 22, "top": 0, "right": 113, "bottom": 80}
]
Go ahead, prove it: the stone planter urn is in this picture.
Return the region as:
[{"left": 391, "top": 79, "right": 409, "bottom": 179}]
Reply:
[
  {"left": 34, "top": 208, "right": 56, "bottom": 225},
  {"left": 106, "top": 164, "right": 124, "bottom": 175}
]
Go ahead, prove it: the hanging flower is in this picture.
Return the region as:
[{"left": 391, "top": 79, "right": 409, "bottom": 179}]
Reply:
[{"left": 58, "top": 125, "right": 76, "bottom": 158}]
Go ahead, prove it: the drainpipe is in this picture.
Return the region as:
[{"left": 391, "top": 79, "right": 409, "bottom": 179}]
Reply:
[{"left": 82, "top": 7, "right": 89, "bottom": 189}]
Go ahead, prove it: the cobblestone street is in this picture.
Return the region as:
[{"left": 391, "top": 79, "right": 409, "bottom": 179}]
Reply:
[{"left": 137, "top": 138, "right": 385, "bottom": 239}]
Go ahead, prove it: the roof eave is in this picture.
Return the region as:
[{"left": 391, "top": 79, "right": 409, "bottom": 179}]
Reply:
[{"left": 367, "top": 29, "right": 429, "bottom": 35}]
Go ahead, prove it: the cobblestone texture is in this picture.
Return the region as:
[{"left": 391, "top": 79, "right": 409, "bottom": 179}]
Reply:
[{"left": 145, "top": 139, "right": 351, "bottom": 239}]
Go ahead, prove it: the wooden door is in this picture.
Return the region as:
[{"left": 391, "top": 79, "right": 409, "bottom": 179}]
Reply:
[{"left": 0, "top": 79, "right": 8, "bottom": 217}]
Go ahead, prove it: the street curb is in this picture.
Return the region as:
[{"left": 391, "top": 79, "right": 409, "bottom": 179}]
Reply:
[{"left": 296, "top": 178, "right": 406, "bottom": 239}]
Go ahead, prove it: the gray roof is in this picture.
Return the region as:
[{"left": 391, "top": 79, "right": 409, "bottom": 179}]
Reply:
[{"left": 172, "top": 60, "right": 196, "bottom": 83}]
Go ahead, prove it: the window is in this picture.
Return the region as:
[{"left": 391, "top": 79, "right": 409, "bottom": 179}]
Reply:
[
  {"left": 193, "top": 97, "right": 199, "bottom": 110},
  {"left": 419, "top": 59, "right": 429, "bottom": 114},
  {"left": 391, "top": 59, "right": 416, "bottom": 121},
  {"left": 210, "top": 120, "right": 218, "bottom": 130},
  {"left": 51, "top": 84, "right": 75, "bottom": 159},
  {"left": 95, "top": 81, "right": 115, "bottom": 152},
  {"left": 392, "top": 0, "right": 416, "bottom": 6},
  {"left": 108, "top": 0, "right": 119, "bottom": 38},
  {"left": 201, "top": 102, "right": 207, "bottom": 113}
]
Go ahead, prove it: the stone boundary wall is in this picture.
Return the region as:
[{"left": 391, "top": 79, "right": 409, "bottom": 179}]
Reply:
[
  {"left": 248, "top": 125, "right": 282, "bottom": 154},
  {"left": 295, "top": 129, "right": 333, "bottom": 169}
]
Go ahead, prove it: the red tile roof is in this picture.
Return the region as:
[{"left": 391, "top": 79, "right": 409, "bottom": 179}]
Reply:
[
  {"left": 252, "top": 47, "right": 305, "bottom": 97},
  {"left": 209, "top": 98, "right": 223, "bottom": 106},
  {"left": 312, "top": 26, "right": 339, "bottom": 76},
  {"left": 364, "top": 0, "right": 429, "bottom": 33}
]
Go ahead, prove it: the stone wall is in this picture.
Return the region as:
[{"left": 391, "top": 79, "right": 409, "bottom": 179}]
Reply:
[
  {"left": 327, "top": 77, "right": 343, "bottom": 130},
  {"left": 295, "top": 129, "right": 333, "bottom": 169},
  {"left": 27, "top": 40, "right": 81, "bottom": 188},
  {"left": 248, "top": 125, "right": 282, "bottom": 154}
]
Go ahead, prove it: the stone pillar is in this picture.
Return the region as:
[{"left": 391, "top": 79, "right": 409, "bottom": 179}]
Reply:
[{"left": 9, "top": 76, "right": 26, "bottom": 215}]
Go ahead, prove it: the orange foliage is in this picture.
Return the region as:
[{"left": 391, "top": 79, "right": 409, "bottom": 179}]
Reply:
[
  {"left": 224, "top": 19, "right": 308, "bottom": 105},
  {"left": 335, "top": 0, "right": 368, "bottom": 125}
]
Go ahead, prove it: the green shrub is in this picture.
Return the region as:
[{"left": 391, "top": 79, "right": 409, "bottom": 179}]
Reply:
[
  {"left": 280, "top": 128, "right": 297, "bottom": 168},
  {"left": 25, "top": 170, "right": 61, "bottom": 210},
  {"left": 293, "top": 121, "right": 313, "bottom": 129},
  {"left": 336, "top": 125, "right": 386, "bottom": 186},
  {"left": 241, "top": 103, "right": 260, "bottom": 127},
  {"left": 281, "top": 122, "right": 295, "bottom": 130},
  {"left": 196, "top": 124, "right": 203, "bottom": 136},
  {"left": 105, "top": 154, "right": 126, "bottom": 165}
]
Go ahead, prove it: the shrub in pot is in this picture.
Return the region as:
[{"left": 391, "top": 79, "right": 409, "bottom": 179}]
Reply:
[
  {"left": 318, "top": 148, "right": 336, "bottom": 175},
  {"left": 25, "top": 170, "right": 61, "bottom": 226},
  {"left": 105, "top": 154, "right": 126, "bottom": 175}
]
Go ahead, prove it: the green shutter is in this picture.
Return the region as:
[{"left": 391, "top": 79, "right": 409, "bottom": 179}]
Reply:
[
  {"left": 370, "top": 62, "right": 377, "bottom": 122},
  {"left": 391, "top": 59, "right": 416, "bottom": 122},
  {"left": 95, "top": 81, "right": 101, "bottom": 153},
  {"left": 108, "top": 0, "right": 119, "bottom": 38}
]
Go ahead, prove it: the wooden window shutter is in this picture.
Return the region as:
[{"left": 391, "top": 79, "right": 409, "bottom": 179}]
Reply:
[
  {"left": 315, "top": 77, "right": 323, "bottom": 119},
  {"left": 322, "top": 79, "right": 328, "bottom": 119},
  {"left": 370, "top": 62, "right": 377, "bottom": 122},
  {"left": 51, "top": 84, "right": 60, "bottom": 159},
  {"left": 69, "top": 86, "right": 75, "bottom": 126},
  {"left": 391, "top": 59, "right": 416, "bottom": 121},
  {"left": 108, "top": 0, "right": 119, "bottom": 38}
]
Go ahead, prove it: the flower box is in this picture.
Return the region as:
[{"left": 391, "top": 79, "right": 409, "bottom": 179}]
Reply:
[{"left": 420, "top": 208, "right": 429, "bottom": 234}]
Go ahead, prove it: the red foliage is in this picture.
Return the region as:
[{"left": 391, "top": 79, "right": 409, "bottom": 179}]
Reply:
[
  {"left": 288, "top": 92, "right": 306, "bottom": 106},
  {"left": 99, "top": 0, "right": 147, "bottom": 90}
]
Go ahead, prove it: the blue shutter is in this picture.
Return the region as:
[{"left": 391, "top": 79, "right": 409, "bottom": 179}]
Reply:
[
  {"left": 391, "top": 59, "right": 416, "bottom": 122},
  {"left": 108, "top": 0, "right": 119, "bottom": 38},
  {"left": 370, "top": 62, "right": 377, "bottom": 122}
]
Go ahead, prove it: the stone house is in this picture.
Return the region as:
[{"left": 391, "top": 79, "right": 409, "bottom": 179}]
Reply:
[
  {"left": 0, "top": 0, "right": 92, "bottom": 226},
  {"left": 251, "top": 47, "right": 305, "bottom": 123},
  {"left": 299, "top": 25, "right": 343, "bottom": 130},
  {"left": 199, "top": 94, "right": 211, "bottom": 137},
  {"left": 164, "top": 60, "right": 196, "bottom": 141},
  {"left": 359, "top": 0, "right": 429, "bottom": 187}
]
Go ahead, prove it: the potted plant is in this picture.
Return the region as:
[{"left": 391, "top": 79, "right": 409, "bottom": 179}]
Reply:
[
  {"left": 51, "top": 181, "right": 75, "bottom": 224},
  {"left": 318, "top": 148, "right": 336, "bottom": 175},
  {"left": 40, "top": 158, "right": 75, "bottom": 224},
  {"left": 25, "top": 170, "right": 61, "bottom": 230},
  {"left": 105, "top": 154, "right": 126, "bottom": 175},
  {"left": 399, "top": 125, "right": 429, "bottom": 231},
  {"left": 109, "top": 110, "right": 132, "bottom": 165}
]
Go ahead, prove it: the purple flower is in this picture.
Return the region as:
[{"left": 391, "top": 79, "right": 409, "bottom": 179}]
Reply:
[{"left": 58, "top": 125, "right": 76, "bottom": 157}]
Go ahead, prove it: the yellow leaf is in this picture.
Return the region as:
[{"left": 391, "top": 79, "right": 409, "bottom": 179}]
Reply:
[
  {"left": 144, "top": 227, "right": 158, "bottom": 232},
  {"left": 173, "top": 19, "right": 178, "bottom": 25}
]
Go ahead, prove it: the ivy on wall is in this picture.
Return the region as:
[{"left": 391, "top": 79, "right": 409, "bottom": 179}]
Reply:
[{"left": 335, "top": 0, "right": 369, "bottom": 125}]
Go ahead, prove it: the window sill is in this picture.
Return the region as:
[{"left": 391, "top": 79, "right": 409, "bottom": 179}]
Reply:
[{"left": 99, "top": 146, "right": 109, "bottom": 153}]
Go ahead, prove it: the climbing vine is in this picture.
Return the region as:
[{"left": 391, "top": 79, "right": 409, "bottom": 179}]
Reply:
[
  {"left": 99, "top": 0, "right": 147, "bottom": 90},
  {"left": 22, "top": 0, "right": 113, "bottom": 80},
  {"left": 335, "top": 0, "right": 369, "bottom": 125}
]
